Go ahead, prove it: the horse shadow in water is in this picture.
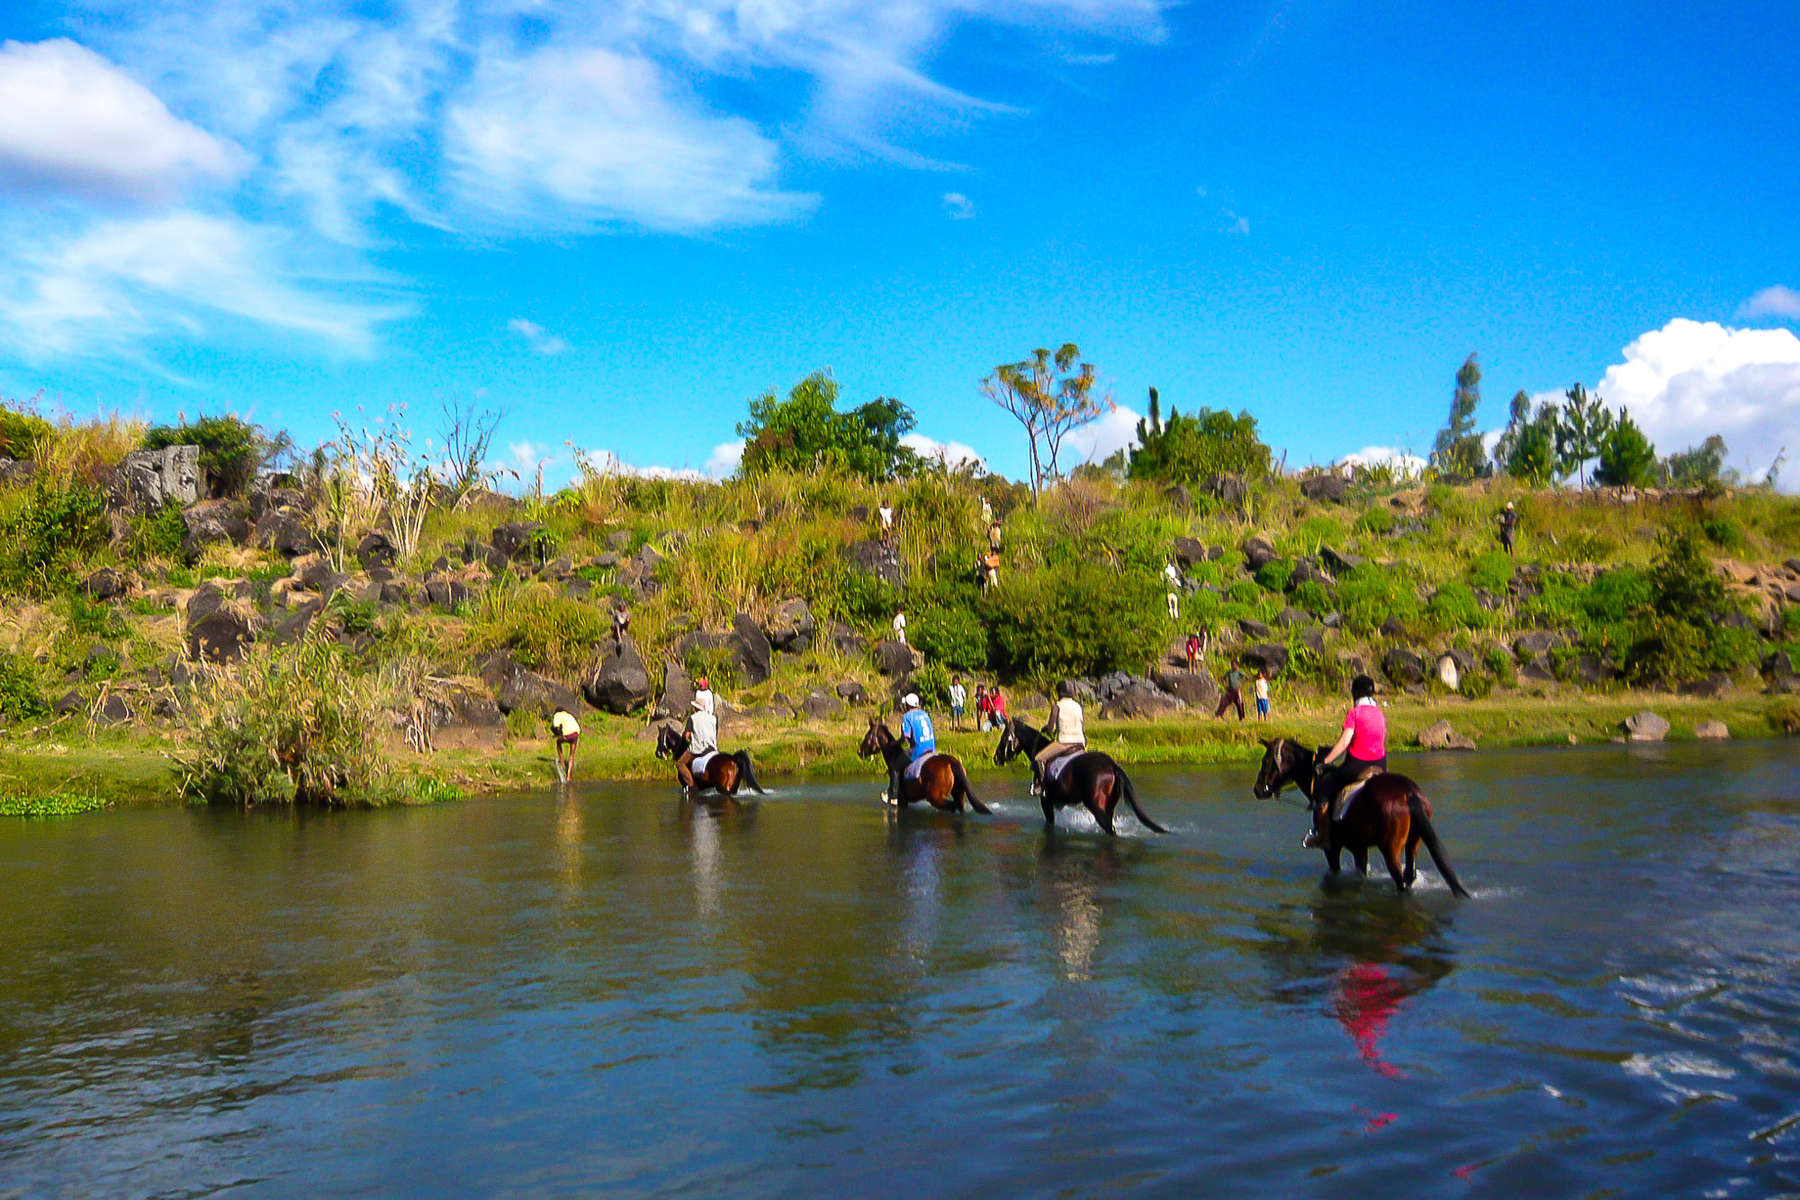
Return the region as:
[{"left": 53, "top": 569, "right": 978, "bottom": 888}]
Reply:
[
  {"left": 655, "top": 724, "right": 767, "bottom": 798},
  {"left": 858, "top": 717, "right": 990, "bottom": 814},
  {"left": 992, "top": 717, "right": 1167, "bottom": 836},
  {"left": 1252, "top": 737, "right": 1470, "bottom": 897}
]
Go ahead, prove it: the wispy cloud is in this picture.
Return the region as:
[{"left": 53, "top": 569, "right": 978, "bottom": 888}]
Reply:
[
  {"left": 1222, "top": 207, "right": 1250, "bottom": 236},
  {"left": 941, "top": 191, "right": 976, "bottom": 220},
  {"left": 507, "top": 317, "right": 568, "bottom": 356},
  {"left": 902, "top": 431, "right": 985, "bottom": 470},
  {"left": 1736, "top": 285, "right": 1800, "bottom": 322}
]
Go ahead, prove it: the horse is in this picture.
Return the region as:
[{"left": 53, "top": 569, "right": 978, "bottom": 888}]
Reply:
[
  {"left": 857, "top": 717, "right": 991, "bottom": 814},
  {"left": 1252, "top": 737, "right": 1469, "bottom": 897},
  {"left": 992, "top": 717, "right": 1167, "bottom": 836},
  {"left": 655, "top": 724, "right": 767, "bottom": 797}
]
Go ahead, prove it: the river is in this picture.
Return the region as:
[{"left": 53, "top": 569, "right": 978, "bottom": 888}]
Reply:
[{"left": 2, "top": 741, "right": 1797, "bottom": 1197}]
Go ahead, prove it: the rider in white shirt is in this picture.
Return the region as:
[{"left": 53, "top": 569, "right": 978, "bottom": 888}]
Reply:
[{"left": 1032, "top": 680, "right": 1086, "bottom": 793}]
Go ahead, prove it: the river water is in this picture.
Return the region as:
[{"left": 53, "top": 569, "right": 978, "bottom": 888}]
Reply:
[{"left": 1, "top": 742, "right": 1797, "bottom": 1197}]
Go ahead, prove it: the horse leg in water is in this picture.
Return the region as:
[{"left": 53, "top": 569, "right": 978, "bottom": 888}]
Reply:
[
  {"left": 1087, "top": 771, "right": 1118, "bottom": 837},
  {"left": 1352, "top": 848, "right": 1369, "bottom": 876},
  {"left": 1380, "top": 821, "right": 1411, "bottom": 892},
  {"left": 1402, "top": 833, "right": 1419, "bottom": 887}
]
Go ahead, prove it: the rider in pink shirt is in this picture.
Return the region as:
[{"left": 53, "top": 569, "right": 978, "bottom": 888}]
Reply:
[{"left": 1317, "top": 674, "right": 1388, "bottom": 805}]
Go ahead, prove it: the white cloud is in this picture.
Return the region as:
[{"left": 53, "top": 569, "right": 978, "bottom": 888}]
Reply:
[
  {"left": 902, "top": 431, "right": 986, "bottom": 471},
  {"left": 0, "top": 38, "right": 240, "bottom": 201},
  {"left": 1736, "top": 285, "right": 1800, "bottom": 323},
  {"left": 577, "top": 448, "right": 709, "bottom": 482},
  {"left": 1062, "top": 403, "right": 1141, "bottom": 466},
  {"left": 0, "top": 210, "right": 403, "bottom": 358},
  {"left": 941, "top": 191, "right": 975, "bottom": 220},
  {"left": 507, "top": 317, "right": 568, "bottom": 356},
  {"left": 1594, "top": 317, "right": 1800, "bottom": 489},
  {"left": 444, "top": 44, "right": 817, "bottom": 233},
  {"left": 1222, "top": 207, "right": 1250, "bottom": 236},
  {"left": 705, "top": 439, "right": 746, "bottom": 479},
  {"left": 1336, "top": 446, "right": 1426, "bottom": 477},
  {"left": 1065, "top": 51, "right": 1118, "bottom": 65}
]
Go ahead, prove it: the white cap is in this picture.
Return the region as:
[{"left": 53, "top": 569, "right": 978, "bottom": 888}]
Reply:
[{"left": 902, "top": 693, "right": 920, "bottom": 708}]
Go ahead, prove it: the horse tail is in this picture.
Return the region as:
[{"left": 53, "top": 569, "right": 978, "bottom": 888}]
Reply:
[
  {"left": 1408, "top": 789, "right": 1470, "bottom": 897},
  {"left": 733, "top": 751, "right": 767, "bottom": 795},
  {"left": 950, "top": 757, "right": 991, "bottom": 814},
  {"left": 1118, "top": 765, "right": 1168, "bottom": 834}
]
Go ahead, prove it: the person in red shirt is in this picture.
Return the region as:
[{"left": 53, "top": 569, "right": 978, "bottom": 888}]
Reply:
[
  {"left": 987, "top": 684, "right": 1008, "bottom": 731},
  {"left": 1316, "top": 674, "right": 1387, "bottom": 805}
]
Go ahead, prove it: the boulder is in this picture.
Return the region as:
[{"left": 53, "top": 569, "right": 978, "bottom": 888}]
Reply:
[
  {"left": 844, "top": 539, "right": 905, "bottom": 588},
  {"left": 874, "top": 638, "right": 924, "bottom": 678},
  {"left": 492, "top": 521, "right": 546, "bottom": 562},
  {"left": 1380, "top": 615, "right": 1410, "bottom": 640},
  {"left": 109, "top": 445, "right": 201, "bottom": 511},
  {"left": 1434, "top": 653, "right": 1460, "bottom": 691},
  {"left": 1320, "top": 545, "right": 1367, "bottom": 575},
  {"left": 801, "top": 690, "right": 847, "bottom": 720},
  {"left": 0, "top": 457, "right": 37, "bottom": 486},
  {"left": 94, "top": 692, "right": 132, "bottom": 727},
  {"left": 1417, "top": 719, "right": 1476, "bottom": 751},
  {"left": 255, "top": 511, "right": 314, "bottom": 558},
  {"left": 356, "top": 531, "right": 398, "bottom": 571},
  {"left": 835, "top": 680, "right": 868, "bottom": 705},
  {"left": 1100, "top": 681, "right": 1183, "bottom": 719},
  {"left": 423, "top": 577, "right": 470, "bottom": 610},
  {"left": 1299, "top": 473, "right": 1348, "bottom": 504},
  {"left": 1382, "top": 647, "right": 1427, "bottom": 687},
  {"left": 827, "top": 621, "right": 865, "bottom": 658},
  {"left": 731, "top": 611, "right": 774, "bottom": 685},
  {"left": 655, "top": 661, "right": 695, "bottom": 719},
  {"left": 1204, "top": 474, "right": 1248, "bottom": 511},
  {"left": 1241, "top": 534, "right": 1279, "bottom": 572},
  {"left": 185, "top": 595, "right": 255, "bottom": 664},
  {"left": 1513, "top": 631, "right": 1560, "bottom": 664},
  {"left": 1288, "top": 558, "right": 1330, "bottom": 589},
  {"left": 1242, "top": 643, "right": 1290, "bottom": 678},
  {"left": 1275, "top": 607, "right": 1314, "bottom": 628},
  {"left": 180, "top": 499, "right": 250, "bottom": 561},
  {"left": 584, "top": 638, "right": 652, "bottom": 715},
  {"left": 1238, "top": 617, "right": 1273, "bottom": 640},
  {"left": 1694, "top": 720, "right": 1730, "bottom": 741},
  {"left": 1623, "top": 711, "right": 1670, "bottom": 742},
  {"left": 1172, "top": 536, "right": 1209, "bottom": 570},
  {"left": 766, "top": 598, "right": 817, "bottom": 653},
  {"left": 268, "top": 603, "right": 321, "bottom": 645},
  {"left": 54, "top": 689, "right": 84, "bottom": 715},
  {"left": 1571, "top": 653, "right": 1612, "bottom": 687},
  {"left": 1677, "top": 673, "right": 1730, "bottom": 699},
  {"left": 538, "top": 556, "right": 574, "bottom": 581},
  {"left": 82, "top": 568, "right": 126, "bottom": 602},
  {"left": 1153, "top": 666, "right": 1220, "bottom": 709}
]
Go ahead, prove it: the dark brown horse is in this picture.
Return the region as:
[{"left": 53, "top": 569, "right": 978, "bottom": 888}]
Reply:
[
  {"left": 655, "top": 724, "right": 766, "bottom": 797},
  {"left": 993, "top": 718, "right": 1167, "bottom": 836},
  {"left": 858, "top": 718, "right": 990, "bottom": 813},
  {"left": 1252, "top": 737, "right": 1469, "bottom": 896}
]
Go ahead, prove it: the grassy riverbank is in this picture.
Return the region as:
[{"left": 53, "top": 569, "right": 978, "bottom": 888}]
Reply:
[{"left": 5, "top": 691, "right": 1789, "bottom": 812}]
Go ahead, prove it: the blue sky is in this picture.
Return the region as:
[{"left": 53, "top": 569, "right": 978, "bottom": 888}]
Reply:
[{"left": 2, "top": 0, "right": 1797, "bottom": 487}]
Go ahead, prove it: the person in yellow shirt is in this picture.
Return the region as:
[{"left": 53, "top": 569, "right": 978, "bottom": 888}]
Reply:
[{"left": 550, "top": 707, "right": 581, "bottom": 782}]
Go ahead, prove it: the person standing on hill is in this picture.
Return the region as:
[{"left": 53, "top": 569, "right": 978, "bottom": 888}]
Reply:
[
  {"left": 1163, "top": 561, "right": 1181, "bottom": 620},
  {"left": 982, "top": 548, "right": 1000, "bottom": 593},
  {"left": 974, "top": 683, "right": 990, "bottom": 729},
  {"left": 612, "top": 599, "right": 631, "bottom": 648},
  {"left": 878, "top": 498, "right": 895, "bottom": 547},
  {"left": 1497, "top": 501, "right": 1519, "bottom": 556},
  {"left": 1185, "top": 632, "right": 1202, "bottom": 672},
  {"left": 987, "top": 516, "right": 1003, "bottom": 554},
  {"left": 1254, "top": 667, "right": 1271, "bottom": 719},
  {"left": 1216, "top": 664, "right": 1247, "bottom": 721},
  {"left": 949, "top": 674, "right": 968, "bottom": 731},
  {"left": 988, "top": 684, "right": 1008, "bottom": 731},
  {"left": 892, "top": 606, "right": 907, "bottom": 646}
]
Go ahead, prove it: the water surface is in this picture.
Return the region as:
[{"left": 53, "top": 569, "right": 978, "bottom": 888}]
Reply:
[{"left": 2, "top": 742, "right": 1797, "bottom": 1197}]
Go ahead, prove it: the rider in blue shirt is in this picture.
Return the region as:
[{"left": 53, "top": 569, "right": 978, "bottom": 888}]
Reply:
[{"left": 888, "top": 693, "right": 936, "bottom": 802}]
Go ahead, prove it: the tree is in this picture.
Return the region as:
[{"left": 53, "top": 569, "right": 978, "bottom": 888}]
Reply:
[
  {"left": 143, "top": 414, "right": 274, "bottom": 498},
  {"left": 737, "top": 371, "right": 920, "bottom": 481},
  {"left": 1594, "top": 408, "right": 1657, "bottom": 488},
  {"left": 1431, "top": 354, "right": 1489, "bottom": 477},
  {"left": 982, "top": 343, "right": 1111, "bottom": 502},
  {"left": 1127, "top": 386, "right": 1271, "bottom": 485},
  {"left": 1661, "top": 434, "right": 1730, "bottom": 489},
  {"left": 1554, "top": 384, "right": 1614, "bottom": 487},
  {"left": 1491, "top": 389, "right": 1533, "bottom": 470},
  {"left": 1505, "top": 415, "right": 1557, "bottom": 485}
]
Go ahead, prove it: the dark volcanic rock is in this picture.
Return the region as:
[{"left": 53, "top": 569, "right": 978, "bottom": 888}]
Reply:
[
  {"left": 356, "top": 531, "right": 398, "bottom": 571},
  {"left": 186, "top": 598, "right": 254, "bottom": 665},
  {"left": 1512, "top": 631, "right": 1560, "bottom": 664},
  {"left": 1242, "top": 643, "right": 1290, "bottom": 678},
  {"left": 82, "top": 568, "right": 126, "bottom": 602},
  {"left": 1241, "top": 534, "right": 1279, "bottom": 572},
  {"left": 1320, "top": 545, "right": 1367, "bottom": 575},
  {"left": 655, "top": 661, "right": 695, "bottom": 719},
  {"left": 492, "top": 521, "right": 546, "bottom": 562},
  {"left": 1299, "top": 473, "right": 1348, "bottom": 504},
  {"left": 731, "top": 612, "right": 774, "bottom": 685},
  {"left": 766, "top": 598, "right": 816, "bottom": 653},
  {"left": 180, "top": 499, "right": 250, "bottom": 561},
  {"left": 1238, "top": 618, "right": 1273, "bottom": 640},
  {"left": 1100, "top": 681, "right": 1183, "bottom": 719},
  {"left": 1418, "top": 719, "right": 1476, "bottom": 751},
  {"left": 801, "top": 690, "right": 847, "bottom": 720},
  {"left": 874, "top": 638, "right": 924, "bottom": 678},
  {"left": 835, "top": 680, "right": 868, "bottom": 705},
  {"left": 1382, "top": 647, "right": 1427, "bottom": 687},
  {"left": 256, "top": 511, "right": 314, "bottom": 557},
  {"left": 1162, "top": 485, "right": 1191, "bottom": 512},
  {"left": 584, "top": 638, "right": 652, "bottom": 715},
  {"left": 1153, "top": 666, "right": 1220, "bottom": 709},
  {"left": 844, "top": 539, "right": 905, "bottom": 588},
  {"left": 1204, "top": 474, "right": 1248, "bottom": 511},
  {"left": 1172, "top": 536, "right": 1209, "bottom": 570}
]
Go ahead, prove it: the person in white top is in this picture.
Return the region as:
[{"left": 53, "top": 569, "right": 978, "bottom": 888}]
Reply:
[
  {"left": 550, "top": 707, "right": 581, "bottom": 781},
  {"left": 948, "top": 675, "right": 968, "bottom": 730},
  {"left": 1254, "top": 668, "right": 1271, "bottom": 719},
  {"left": 1164, "top": 561, "right": 1181, "bottom": 620},
  {"left": 892, "top": 607, "right": 907, "bottom": 645},
  {"left": 878, "top": 500, "right": 895, "bottom": 546},
  {"left": 1032, "top": 680, "right": 1086, "bottom": 793},
  {"left": 679, "top": 697, "right": 720, "bottom": 790}
]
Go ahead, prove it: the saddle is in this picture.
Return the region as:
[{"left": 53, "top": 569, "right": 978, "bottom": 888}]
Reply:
[
  {"left": 691, "top": 750, "right": 719, "bottom": 775},
  {"left": 903, "top": 754, "right": 932, "bottom": 782},
  {"left": 1330, "top": 768, "right": 1380, "bottom": 821},
  {"left": 1043, "top": 749, "right": 1080, "bottom": 784}
]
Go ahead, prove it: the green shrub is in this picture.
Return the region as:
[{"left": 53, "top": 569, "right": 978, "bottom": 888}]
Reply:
[
  {"left": 1622, "top": 527, "right": 1756, "bottom": 683},
  {"left": 1226, "top": 579, "right": 1261, "bottom": 607},
  {"left": 1424, "top": 582, "right": 1489, "bottom": 632},
  {"left": 124, "top": 499, "right": 187, "bottom": 561},
  {"left": 143, "top": 415, "right": 268, "bottom": 497},
  {"left": 1699, "top": 516, "right": 1744, "bottom": 551},
  {"left": 1467, "top": 551, "right": 1514, "bottom": 592},
  {"left": 0, "top": 790, "right": 110, "bottom": 818},
  {"left": 1354, "top": 506, "right": 1395, "bottom": 536},
  {"left": 840, "top": 570, "right": 900, "bottom": 625},
  {"left": 1254, "top": 558, "right": 1293, "bottom": 592},
  {"left": 1561, "top": 529, "right": 1618, "bottom": 564},
  {"left": 0, "top": 402, "right": 55, "bottom": 460},
  {"left": 1, "top": 477, "right": 109, "bottom": 592},
  {"left": 1288, "top": 579, "right": 1331, "bottom": 615},
  {"left": 984, "top": 563, "right": 1162, "bottom": 682},
  {"left": 1337, "top": 566, "right": 1419, "bottom": 635},
  {"left": 907, "top": 660, "right": 954, "bottom": 706},
  {"left": 468, "top": 585, "right": 606, "bottom": 676},
  {"left": 682, "top": 643, "right": 741, "bottom": 690},
  {"left": 175, "top": 641, "right": 393, "bottom": 806},
  {"left": 1460, "top": 671, "right": 1495, "bottom": 700},
  {"left": 0, "top": 654, "right": 48, "bottom": 722},
  {"left": 914, "top": 601, "right": 988, "bottom": 671}
]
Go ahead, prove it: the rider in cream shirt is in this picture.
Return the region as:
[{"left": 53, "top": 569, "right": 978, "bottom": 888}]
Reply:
[{"left": 1032, "top": 681, "right": 1086, "bottom": 792}]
